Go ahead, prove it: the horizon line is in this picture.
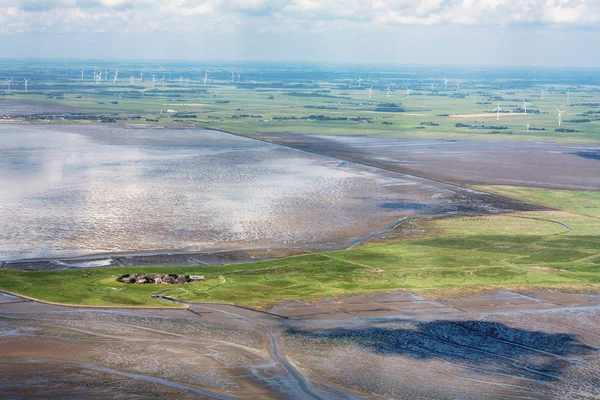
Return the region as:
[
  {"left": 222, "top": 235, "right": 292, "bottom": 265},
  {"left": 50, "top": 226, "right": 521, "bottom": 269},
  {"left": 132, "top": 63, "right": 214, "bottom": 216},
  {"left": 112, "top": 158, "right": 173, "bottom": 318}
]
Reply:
[{"left": 0, "top": 57, "right": 598, "bottom": 70}]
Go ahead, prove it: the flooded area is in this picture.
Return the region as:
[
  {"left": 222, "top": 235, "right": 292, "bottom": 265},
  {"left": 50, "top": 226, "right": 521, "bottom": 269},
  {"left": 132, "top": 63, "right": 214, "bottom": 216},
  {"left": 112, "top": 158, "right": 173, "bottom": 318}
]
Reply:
[
  {"left": 1, "top": 290, "right": 599, "bottom": 399},
  {"left": 0, "top": 124, "right": 541, "bottom": 262},
  {"left": 256, "top": 133, "right": 600, "bottom": 190}
]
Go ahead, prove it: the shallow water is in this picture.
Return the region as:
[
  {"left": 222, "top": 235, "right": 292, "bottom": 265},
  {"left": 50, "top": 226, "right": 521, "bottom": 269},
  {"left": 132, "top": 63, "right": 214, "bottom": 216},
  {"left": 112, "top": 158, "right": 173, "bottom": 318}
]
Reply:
[
  {"left": 1, "top": 124, "right": 471, "bottom": 261},
  {"left": 1, "top": 124, "right": 544, "bottom": 261}
]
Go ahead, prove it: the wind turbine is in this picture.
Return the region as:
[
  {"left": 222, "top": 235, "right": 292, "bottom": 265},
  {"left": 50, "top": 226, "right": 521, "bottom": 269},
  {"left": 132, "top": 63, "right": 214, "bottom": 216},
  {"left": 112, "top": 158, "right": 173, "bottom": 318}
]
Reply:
[
  {"left": 161, "top": 74, "right": 166, "bottom": 87},
  {"left": 139, "top": 70, "right": 144, "bottom": 83},
  {"left": 386, "top": 85, "right": 391, "bottom": 98},
  {"left": 113, "top": 70, "right": 118, "bottom": 85},
  {"left": 23, "top": 78, "right": 30, "bottom": 91},
  {"left": 130, "top": 75, "right": 135, "bottom": 85},
  {"left": 526, "top": 124, "right": 530, "bottom": 132},
  {"left": 367, "top": 85, "right": 373, "bottom": 100},
  {"left": 456, "top": 81, "right": 460, "bottom": 91},
  {"left": 203, "top": 72, "right": 208, "bottom": 86},
  {"left": 431, "top": 82, "right": 436, "bottom": 92},
  {"left": 556, "top": 108, "right": 565, "bottom": 126},
  {"left": 6, "top": 78, "right": 12, "bottom": 90},
  {"left": 237, "top": 73, "right": 241, "bottom": 83},
  {"left": 357, "top": 76, "right": 363, "bottom": 88},
  {"left": 80, "top": 69, "right": 84, "bottom": 81},
  {"left": 104, "top": 70, "right": 108, "bottom": 81},
  {"left": 151, "top": 74, "right": 156, "bottom": 87},
  {"left": 179, "top": 76, "right": 184, "bottom": 85},
  {"left": 541, "top": 88, "right": 546, "bottom": 100},
  {"left": 522, "top": 99, "right": 527, "bottom": 116},
  {"left": 444, "top": 77, "right": 448, "bottom": 90},
  {"left": 231, "top": 72, "right": 235, "bottom": 83},
  {"left": 406, "top": 87, "right": 411, "bottom": 100},
  {"left": 495, "top": 102, "right": 502, "bottom": 121}
]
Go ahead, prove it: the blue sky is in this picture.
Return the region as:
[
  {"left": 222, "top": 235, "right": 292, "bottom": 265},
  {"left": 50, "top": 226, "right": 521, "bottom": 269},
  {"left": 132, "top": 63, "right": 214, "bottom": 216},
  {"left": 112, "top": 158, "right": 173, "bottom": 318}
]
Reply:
[{"left": 1, "top": 0, "right": 599, "bottom": 66}]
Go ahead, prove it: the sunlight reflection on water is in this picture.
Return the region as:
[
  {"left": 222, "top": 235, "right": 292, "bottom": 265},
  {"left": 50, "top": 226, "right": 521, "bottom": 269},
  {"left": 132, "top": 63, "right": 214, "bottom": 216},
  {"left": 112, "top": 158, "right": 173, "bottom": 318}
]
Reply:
[{"left": 0, "top": 124, "right": 449, "bottom": 260}]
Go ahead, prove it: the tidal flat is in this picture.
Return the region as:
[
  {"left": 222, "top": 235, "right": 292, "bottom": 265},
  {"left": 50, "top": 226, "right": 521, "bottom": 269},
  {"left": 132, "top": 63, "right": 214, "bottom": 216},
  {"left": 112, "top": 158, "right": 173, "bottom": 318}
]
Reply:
[
  {"left": 0, "top": 124, "right": 539, "bottom": 262},
  {"left": 2, "top": 290, "right": 600, "bottom": 399},
  {"left": 255, "top": 132, "right": 600, "bottom": 190}
]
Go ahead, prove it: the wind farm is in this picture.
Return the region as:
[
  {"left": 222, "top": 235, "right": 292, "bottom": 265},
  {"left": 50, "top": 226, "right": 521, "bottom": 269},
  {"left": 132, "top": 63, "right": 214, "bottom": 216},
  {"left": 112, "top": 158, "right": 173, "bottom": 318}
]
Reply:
[{"left": 1, "top": 61, "right": 594, "bottom": 141}]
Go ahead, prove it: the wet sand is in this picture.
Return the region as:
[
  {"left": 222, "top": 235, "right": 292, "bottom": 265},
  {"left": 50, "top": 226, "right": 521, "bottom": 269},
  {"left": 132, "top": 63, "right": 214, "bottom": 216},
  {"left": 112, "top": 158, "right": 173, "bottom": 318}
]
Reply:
[
  {"left": 255, "top": 133, "right": 600, "bottom": 190},
  {"left": 2, "top": 290, "right": 600, "bottom": 399},
  {"left": 0, "top": 100, "right": 73, "bottom": 116}
]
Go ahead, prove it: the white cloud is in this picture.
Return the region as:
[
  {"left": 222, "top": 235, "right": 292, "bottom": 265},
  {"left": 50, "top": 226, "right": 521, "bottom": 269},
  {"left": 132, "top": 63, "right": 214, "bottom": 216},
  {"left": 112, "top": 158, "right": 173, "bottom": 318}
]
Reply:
[
  {"left": 0, "top": 0, "right": 599, "bottom": 35},
  {"left": 374, "top": 12, "right": 442, "bottom": 25},
  {"left": 542, "top": 0, "right": 590, "bottom": 23}
]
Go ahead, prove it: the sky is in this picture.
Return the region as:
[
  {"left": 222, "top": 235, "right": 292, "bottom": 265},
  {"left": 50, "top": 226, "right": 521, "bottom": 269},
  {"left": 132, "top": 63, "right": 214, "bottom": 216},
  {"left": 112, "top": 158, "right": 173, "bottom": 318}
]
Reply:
[{"left": 1, "top": 0, "right": 600, "bottom": 67}]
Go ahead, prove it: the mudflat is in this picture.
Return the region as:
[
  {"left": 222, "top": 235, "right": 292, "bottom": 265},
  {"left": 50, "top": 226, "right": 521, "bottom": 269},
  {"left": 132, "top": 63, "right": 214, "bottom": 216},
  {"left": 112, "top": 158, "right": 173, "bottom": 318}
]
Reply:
[
  {"left": 0, "top": 100, "right": 73, "bottom": 116},
  {"left": 255, "top": 133, "right": 600, "bottom": 190},
  {"left": 1, "top": 290, "right": 599, "bottom": 399}
]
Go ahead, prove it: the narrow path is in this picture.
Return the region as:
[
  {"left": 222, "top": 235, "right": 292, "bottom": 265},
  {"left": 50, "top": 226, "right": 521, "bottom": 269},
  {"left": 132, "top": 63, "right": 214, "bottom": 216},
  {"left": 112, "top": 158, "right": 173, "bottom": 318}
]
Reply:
[
  {"left": 347, "top": 217, "right": 407, "bottom": 249},
  {"left": 112, "top": 257, "right": 125, "bottom": 267},
  {"left": 346, "top": 213, "right": 462, "bottom": 250},
  {"left": 509, "top": 215, "right": 572, "bottom": 233},
  {"left": 187, "top": 303, "right": 359, "bottom": 400},
  {"left": 573, "top": 253, "right": 600, "bottom": 263}
]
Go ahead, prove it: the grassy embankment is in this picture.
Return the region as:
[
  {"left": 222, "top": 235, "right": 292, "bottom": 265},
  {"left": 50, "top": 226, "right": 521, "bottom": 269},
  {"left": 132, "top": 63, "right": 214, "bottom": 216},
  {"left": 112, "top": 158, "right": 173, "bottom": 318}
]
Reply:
[{"left": 1, "top": 187, "right": 598, "bottom": 308}]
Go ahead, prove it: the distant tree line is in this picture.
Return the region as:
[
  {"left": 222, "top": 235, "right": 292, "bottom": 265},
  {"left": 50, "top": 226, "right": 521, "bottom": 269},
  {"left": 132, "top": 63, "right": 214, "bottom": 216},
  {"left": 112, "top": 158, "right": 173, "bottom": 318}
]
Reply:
[
  {"left": 272, "top": 114, "right": 372, "bottom": 122},
  {"left": 374, "top": 103, "right": 405, "bottom": 112},
  {"left": 285, "top": 91, "right": 350, "bottom": 99}
]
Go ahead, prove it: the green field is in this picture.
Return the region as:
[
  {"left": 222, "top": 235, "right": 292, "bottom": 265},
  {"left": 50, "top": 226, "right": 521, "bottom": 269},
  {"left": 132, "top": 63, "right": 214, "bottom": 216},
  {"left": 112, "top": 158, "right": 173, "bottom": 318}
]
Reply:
[
  {"left": 1, "top": 186, "right": 598, "bottom": 308},
  {"left": 3, "top": 74, "right": 600, "bottom": 144}
]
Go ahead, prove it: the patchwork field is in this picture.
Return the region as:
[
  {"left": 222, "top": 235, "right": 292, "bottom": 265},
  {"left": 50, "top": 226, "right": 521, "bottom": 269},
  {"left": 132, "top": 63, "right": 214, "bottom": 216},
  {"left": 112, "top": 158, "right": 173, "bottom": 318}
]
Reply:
[{"left": 2, "top": 63, "right": 600, "bottom": 146}]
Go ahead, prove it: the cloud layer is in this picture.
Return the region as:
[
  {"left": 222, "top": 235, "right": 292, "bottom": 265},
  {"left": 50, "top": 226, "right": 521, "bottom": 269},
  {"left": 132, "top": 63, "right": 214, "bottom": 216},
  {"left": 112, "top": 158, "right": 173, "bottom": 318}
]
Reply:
[{"left": 1, "top": 0, "right": 599, "bottom": 35}]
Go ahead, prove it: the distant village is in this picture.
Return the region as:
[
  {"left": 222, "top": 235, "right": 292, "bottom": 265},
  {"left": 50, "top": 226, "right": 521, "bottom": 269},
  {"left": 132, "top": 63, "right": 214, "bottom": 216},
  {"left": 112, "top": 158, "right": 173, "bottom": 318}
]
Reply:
[{"left": 118, "top": 273, "right": 204, "bottom": 284}]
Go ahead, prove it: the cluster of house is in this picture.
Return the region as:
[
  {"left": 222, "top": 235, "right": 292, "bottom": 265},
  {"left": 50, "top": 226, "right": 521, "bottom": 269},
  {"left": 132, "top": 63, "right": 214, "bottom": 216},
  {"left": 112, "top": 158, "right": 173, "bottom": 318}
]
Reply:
[{"left": 118, "top": 273, "right": 205, "bottom": 284}]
